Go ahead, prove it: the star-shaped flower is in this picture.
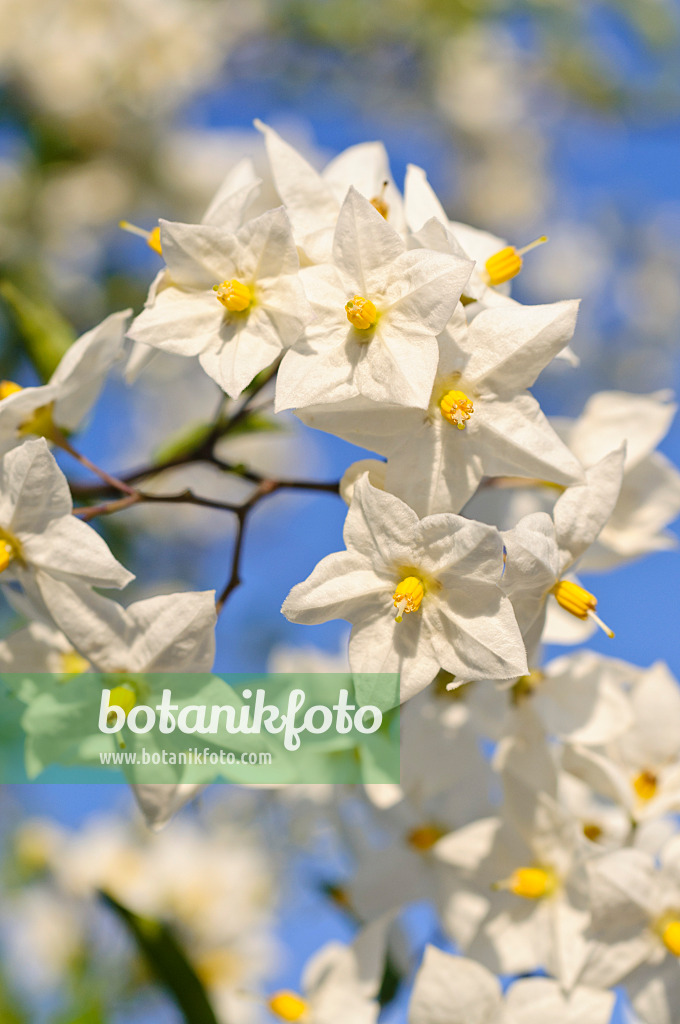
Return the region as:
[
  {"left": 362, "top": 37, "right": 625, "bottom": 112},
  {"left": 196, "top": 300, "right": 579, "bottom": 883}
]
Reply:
[
  {"left": 127, "top": 206, "right": 313, "bottom": 398},
  {"left": 282, "top": 475, "right": 528, "bottom": 702},
  {"left": 436, "top": 782, "right": 593, "bottom": 990},
  {"left": 582, "top": 837, "right": 680, "bottom": 1024},
  {"left": 298, "top": 301, "right": 583, "bottom": 514},
  {"left": 276, "top": 188, "right": 472, "bottom": 411},
  {"left": 0, "top": 439, "right": 133, "bottom": 632},
  {"left": 0, "top": 310, "right": 130, "bottom": 455},
  {"left": 554, "top": 389, "right": 680, "bottom": 571}
]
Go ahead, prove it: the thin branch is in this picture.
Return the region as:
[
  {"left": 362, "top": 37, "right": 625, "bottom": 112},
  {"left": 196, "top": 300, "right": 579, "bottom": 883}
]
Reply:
[{"left": 55, "top": 432, "right": 136, "bottom": 495}]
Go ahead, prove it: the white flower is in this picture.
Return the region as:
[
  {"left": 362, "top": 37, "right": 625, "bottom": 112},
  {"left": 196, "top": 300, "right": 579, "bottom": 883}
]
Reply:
[
  {"left": 255, "top": 119, "right": 406, "bottom": 263},
  {"left": 298, "top": 301, "right": 583, "bottom": 515},
  {"left": 436, "top": 784, "right": 593, "bottom": 989},
  {"left": 0, "top": 619, "right": 90, "bottom": 675},
  {"left": 0, "top": 310, "right": 130, "bottom": 454},
  {"left": 563, "top": 661, "right": 680, "bottom": 825},
  {"left": 266, "top": 917, "right": 390, "bottom": 1024},
  {"left": 348, "top": 689, "right": 494, "bottom": 919},
  {"left": 553, "top": 389, "right": 680, "bottom": 571},
  {"left": 127, "top": 207, "right": 313, "bottom": 398},
  {"left": 581, "top": 838, "right": 680, "bottom": 1024},
  {"left": 0, "top": 578, "right": 216, "bottom": 829},
  {"left": 409, "top": 946, "right": 615, "bottom": 1024},
  {"left": 512, "top": 650, "right": 634, "bottom": 747},
  {"left": 501, "top": 448, "right": 625, "bottom": 656},
  {"left": 282, "top": 475, "right": 528, "bottom": 702},
  {"left": 32, "top": 580, "right": 217, "bottom": 674},
  {"left": 276, "top": 188, "right": 473, "bottom": 411},
  {"left": 0, "top": 439, "right": 133, "bottom": 631}
]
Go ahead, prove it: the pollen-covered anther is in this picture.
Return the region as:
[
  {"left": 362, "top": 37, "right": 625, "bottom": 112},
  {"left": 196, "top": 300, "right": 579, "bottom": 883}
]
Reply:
[
  {"left": 268, "top": 990, "right": 308, "bottom": 1022},
  {"left": 213, "top": 279, "right": 252, "bottom": 312},
  {"left": 345, "top": 295, "right": 378, "bottom": 330},
  {"left": 0, "top": 381, "right": 23, "bottom": 401},
  {"left": 484, "top": 236, "right": 548, "bottom": 287},
  {"left": 440, "top": 390, "right": 474, "bottom": 429},
  {"left": 494, "top": 866, "right": 557, "bottom": 900},
  {"left": 119, "top": 220, "right": 163, "bottom": 256},
  {"left": 393, "top": 576, "right": 424, "bottom": 623},
  {"left": 633, "top": 769, "right": 658, "bottom": 803},
  {"left": 370, "top": 180, "right": 390, "bottom": 219},
  {"left": 661, "top": 920, "right": 680, "bottom": 957},
  {"left": 551, "top": 580, "right": 614, "bottom": 638}
]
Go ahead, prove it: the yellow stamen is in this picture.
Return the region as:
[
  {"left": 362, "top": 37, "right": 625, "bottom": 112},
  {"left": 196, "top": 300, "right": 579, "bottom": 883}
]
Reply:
[
  {"left": 407, "top": 823, "right": 447, "bottom": 852},
  {"left": 370, "top": 180, "right": 390, "bottom": 219},
  {"left": 213, "top": 279, "right": 252, "bottom": 312},
  {"left": 661, "top": 920, "right": 680, "bottom": 957},
  {"left": 393, "top": 576, "right": 424, "bottom": 623},
  {"left": 60, "top": 650, "right": 90, "bottom": 676},
  {"left": 0, "top": 542, "right": 11, "bottom": 574},
  {"left": 107, "top": 684, "right": 137, "bottom": 726},
  {"left": 0, "top": 381, "right": 23, "bottom": 401},
  {"left": 18, "top": 402, "right": 58, "bottom": 442},
  {"left": 345, "top": 295, "right": 378, "bottom": 331},
  {"left": 484, "top": 236, "right": 548, "bottom": 287},
  {"left": 119, "top": 220, "right": 163, "bottom": 256},
  {"left": 632, "top": 769, "right": 658, "bottom": 803},
  {"left": 494, "top": 866, "right": 557, "bottom": 900},
  {"left": 583, "top": 822, "right": 603, "bottom": 843},
  {"left": 268, "top": 991, "right": 308, "bottom": 1022},
  {"left": 440, "top": 390, "right": 474, "bottom": 429},
  {"left": 0, "top": 527, "right": 22, "bottom": 570},
  {"left": 551, "top": 580, "right": 614, "bottom": 638}
]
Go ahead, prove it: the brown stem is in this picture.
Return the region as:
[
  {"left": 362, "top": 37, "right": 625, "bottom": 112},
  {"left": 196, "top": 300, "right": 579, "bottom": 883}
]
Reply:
[{"left": 54, "top": 431, "right": 136, "bottom": 496}]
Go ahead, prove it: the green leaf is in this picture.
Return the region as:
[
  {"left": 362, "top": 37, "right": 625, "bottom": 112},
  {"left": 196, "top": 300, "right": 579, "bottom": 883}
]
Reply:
[
  {"left": 100, "top": 892, "right": 220, "bottom": 1024},
  {"left": 223, "top": 411, "right": 283, "bottom": 439},
  {"left": 0, "top": 281, "right": 75, "bottom": 381},
  {"left": 153, "top": 421, "right": 215, "bottom": 465}
]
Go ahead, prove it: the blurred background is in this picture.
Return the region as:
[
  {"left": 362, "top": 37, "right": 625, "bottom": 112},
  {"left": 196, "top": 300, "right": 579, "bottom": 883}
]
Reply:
[{"left": 0, "top": 0, "right": 679, "bottom": 1019}]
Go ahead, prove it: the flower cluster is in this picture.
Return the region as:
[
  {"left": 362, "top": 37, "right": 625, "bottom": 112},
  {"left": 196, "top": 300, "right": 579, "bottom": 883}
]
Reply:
[{"left": 1, "top": 123, "right": 679, "bottom": 1023}]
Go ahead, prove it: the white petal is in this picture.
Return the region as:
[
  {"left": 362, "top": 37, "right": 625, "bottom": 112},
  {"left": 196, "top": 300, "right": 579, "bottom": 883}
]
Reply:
[
  {"left": 282, "top": 551, "right": 387, "bottom": 625},
  {"left": 409, "top": 947, "right": 502, "bottom": 1024},
  {"left": 333, "top": 187, "right": 404, "bottom": 291},
  {"left": 463, "top": 300, "right": 580, "bottom": 393},
  {"left": 554, "top": 448, "right": 626, "bottom": 572},
  {"left": 1, "top": 438, "right": 72, "bottom": 532}
]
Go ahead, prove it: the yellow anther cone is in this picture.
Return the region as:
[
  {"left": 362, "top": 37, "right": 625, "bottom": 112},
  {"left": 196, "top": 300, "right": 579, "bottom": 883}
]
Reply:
[
  {"left": 408, "top": 824, "right": 446, "bottom": 852},
  {"left": 0, "top": 381, "right": 23, "bottom": 400},
  {"left": 393, "top": 576, "right": 424, "bottom": 622},
  {"left": 107, "top": 685, "right": 137, "bottom": 724},
  {"left": 440, "top": 390, "right": 474, "bottom": 429},
  {"left": 268, "top": 991, "right": 308, "bottom": 1022},
  {"left": 484, "top": 236, "right": 548, "bottom": 286},
  {"left": 214, "top": 279, "right": 252, "bottom": 312},
  {"left": 662, "top": 920, "right": 680, "bottom": 957},
  {"left": 552, "top": 580, "right": 614, "bottom": 638},
  {"left": 345, "top": 296, "right": 378, "bottom": 330},
  {"left": 632, "top": 769, "right": 658, "bottom": 802},
  {"left": 495, "top": 866, "right": 556, "bottom": 900}
]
